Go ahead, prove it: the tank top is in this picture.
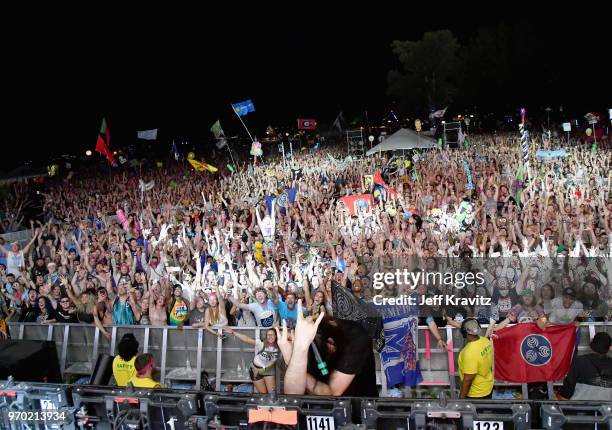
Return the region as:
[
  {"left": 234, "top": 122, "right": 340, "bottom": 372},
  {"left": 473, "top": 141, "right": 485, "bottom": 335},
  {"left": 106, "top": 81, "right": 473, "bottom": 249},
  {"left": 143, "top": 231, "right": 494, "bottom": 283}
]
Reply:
[
  {"left": 6, "top": 251, "right": 24, "bottom": 276},
  {"left": 112, "top": 297, "right": 136, "bottom": 325},
  {"left": 168, "top": 299, "right": 188, "bottom": 326},
  {"left": 210, "top": 311, "right": 228, "bottom": 328}
]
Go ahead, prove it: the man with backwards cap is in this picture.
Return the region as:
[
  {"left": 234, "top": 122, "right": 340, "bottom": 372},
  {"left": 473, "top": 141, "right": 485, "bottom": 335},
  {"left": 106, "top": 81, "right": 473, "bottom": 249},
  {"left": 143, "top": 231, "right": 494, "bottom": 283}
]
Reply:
[{"left": 457, "top": 318, "right": 494, "bottom": 399}]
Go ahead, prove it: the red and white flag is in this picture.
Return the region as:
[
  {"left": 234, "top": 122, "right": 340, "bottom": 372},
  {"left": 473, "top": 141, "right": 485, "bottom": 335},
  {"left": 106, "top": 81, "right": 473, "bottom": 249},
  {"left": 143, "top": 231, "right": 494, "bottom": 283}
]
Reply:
[
  {"left": 493, "top": 323, "right": 577, "bottom": 383},
  {"left": 297, "top": 118, "right": 317, "bottom": 130}
]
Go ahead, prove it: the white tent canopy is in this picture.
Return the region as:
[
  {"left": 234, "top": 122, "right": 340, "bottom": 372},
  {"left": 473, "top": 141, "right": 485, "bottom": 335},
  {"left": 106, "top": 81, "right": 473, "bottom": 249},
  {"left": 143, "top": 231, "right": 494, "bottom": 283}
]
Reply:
[{"left": 366, "top": 128, "right": 436, "bottom": 156}]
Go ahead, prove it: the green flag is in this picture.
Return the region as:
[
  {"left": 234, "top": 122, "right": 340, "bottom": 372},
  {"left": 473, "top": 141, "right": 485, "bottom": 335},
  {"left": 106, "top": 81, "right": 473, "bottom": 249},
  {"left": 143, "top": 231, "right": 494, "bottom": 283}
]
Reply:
[
  {"left": 514, "top": 163, "right": 524, "bottom": 202},
  {"left": 227, "top": 164, "right": 235, "bottom": 173},
  {"left": 210, "top": 120, "right": 224, "bottom": 139}
]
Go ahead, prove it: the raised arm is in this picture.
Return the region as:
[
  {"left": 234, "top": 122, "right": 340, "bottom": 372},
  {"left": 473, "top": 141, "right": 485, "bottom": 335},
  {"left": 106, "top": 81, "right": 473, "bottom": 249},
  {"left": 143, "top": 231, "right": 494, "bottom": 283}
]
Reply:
[{"left": 22, "top": 228, "right": 41, "bottom": 255}]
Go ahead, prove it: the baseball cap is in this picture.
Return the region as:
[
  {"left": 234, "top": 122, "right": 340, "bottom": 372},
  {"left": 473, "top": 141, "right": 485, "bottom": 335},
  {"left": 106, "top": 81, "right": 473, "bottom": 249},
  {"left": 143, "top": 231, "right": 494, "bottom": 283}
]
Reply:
[
  {"left": 463, "top": 319, "right": 481, "bottom": 336},
  {"left": 562, "top": 287, "right": 576, "bottom": 298}
]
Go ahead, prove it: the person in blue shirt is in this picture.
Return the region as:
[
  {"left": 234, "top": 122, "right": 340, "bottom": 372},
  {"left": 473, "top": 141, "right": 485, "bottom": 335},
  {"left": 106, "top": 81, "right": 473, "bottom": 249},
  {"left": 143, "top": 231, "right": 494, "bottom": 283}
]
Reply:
[
  {"left": 272, "top": 289, "right": 301, "bottom": 329},
  {"left": 230, "top": 287, "right": 277, "bottom": 328}
]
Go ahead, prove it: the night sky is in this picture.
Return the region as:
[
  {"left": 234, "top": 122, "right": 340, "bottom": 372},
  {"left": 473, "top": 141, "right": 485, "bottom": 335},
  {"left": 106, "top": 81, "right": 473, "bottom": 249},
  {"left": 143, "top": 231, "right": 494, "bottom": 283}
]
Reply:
[{"left": 4, "top": 8, "right": 609, "bottom": 170}]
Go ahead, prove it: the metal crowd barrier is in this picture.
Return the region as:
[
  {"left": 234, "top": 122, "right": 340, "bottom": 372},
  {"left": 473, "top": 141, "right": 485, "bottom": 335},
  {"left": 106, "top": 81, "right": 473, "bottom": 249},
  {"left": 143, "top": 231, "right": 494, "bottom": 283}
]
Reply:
[
  {"left": 5, "top": 322, "right": 612, "bottom": 400},
  {"left": 2, "top": 380, "right": 612, "bottom": 430},
  {"left": 361, "top": 398, "right": 531, "bottom": 429}
]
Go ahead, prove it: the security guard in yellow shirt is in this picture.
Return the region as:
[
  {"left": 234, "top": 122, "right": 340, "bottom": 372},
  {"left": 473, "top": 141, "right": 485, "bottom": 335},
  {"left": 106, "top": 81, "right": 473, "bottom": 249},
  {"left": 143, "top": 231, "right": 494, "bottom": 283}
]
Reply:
[
  {"left": 112, "top": 334, "right": 139, "bottom": 387},
  {"left": 458, "top": 318, "right": 494, "bottom": 399},
  {"left": 128, "top": 353, "right": 162, "bottom": 389}
]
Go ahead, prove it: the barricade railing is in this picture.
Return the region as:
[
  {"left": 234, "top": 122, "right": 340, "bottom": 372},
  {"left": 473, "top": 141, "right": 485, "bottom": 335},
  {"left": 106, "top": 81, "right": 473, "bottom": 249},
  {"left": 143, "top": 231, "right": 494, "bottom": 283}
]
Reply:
[
  {"left": 5, "top": 322, "right": 611, "bottom": 400},
  {"left": 2, "top": 380, "right": 612, "bottom": 430}
]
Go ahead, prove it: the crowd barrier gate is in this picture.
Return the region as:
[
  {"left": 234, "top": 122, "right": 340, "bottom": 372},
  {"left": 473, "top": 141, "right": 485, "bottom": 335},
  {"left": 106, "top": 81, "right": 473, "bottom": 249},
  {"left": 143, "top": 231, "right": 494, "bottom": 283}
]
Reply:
[{"left": 5, "top": 322, "right": 611, "bottom": 401}]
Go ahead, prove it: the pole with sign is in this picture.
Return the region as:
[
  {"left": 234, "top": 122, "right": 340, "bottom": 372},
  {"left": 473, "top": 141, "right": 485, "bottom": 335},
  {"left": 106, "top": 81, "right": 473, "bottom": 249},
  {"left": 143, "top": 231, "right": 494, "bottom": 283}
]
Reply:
[
  {"left": 545, "top": 107, "right": 552, "bottom": 132},
  {"left": 562, "top": 122, "right": 571, "bottom": 145},
  {"left": 280, "top": 141, "right": 286, "bottom": 167},
  {"left": 368, "top": 135, "right": 374, "bottom": 150}
]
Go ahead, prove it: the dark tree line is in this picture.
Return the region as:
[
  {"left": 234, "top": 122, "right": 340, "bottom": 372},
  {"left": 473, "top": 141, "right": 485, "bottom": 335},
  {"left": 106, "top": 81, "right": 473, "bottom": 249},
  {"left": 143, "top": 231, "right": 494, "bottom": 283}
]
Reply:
[{"left": 388, "top": 22, "right": 609, "bottom": 120}]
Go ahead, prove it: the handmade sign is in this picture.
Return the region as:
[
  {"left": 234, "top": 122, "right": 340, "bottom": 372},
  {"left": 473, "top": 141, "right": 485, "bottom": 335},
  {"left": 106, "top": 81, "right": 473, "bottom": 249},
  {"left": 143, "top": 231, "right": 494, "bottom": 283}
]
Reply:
[{"left": 536, "top": 149, "right": 568, "bottom": 160}]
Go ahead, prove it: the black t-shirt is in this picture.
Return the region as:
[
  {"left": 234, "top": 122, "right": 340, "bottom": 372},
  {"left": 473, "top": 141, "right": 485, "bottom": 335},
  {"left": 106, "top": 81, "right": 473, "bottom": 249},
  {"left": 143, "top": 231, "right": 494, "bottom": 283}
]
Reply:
[
  {"left": 19, "top": 303, "right": 38, "bottom": 322},
  {"left": 55, "top": 307, "right": 79, "bottom": 323},
  {"left": 560, "top": 353, "right": 612, "bottom": 399},
  {"left": 309, "top": 320, "right": 378, "bottom": 397}
]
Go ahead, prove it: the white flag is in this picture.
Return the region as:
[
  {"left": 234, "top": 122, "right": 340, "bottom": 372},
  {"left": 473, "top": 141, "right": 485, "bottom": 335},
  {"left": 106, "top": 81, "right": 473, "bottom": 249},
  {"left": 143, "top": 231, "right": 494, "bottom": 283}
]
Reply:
[
  {"left": 429, "top": 107, "right": 447, "bottom": 119},
  {"left": 332, "top": 112, "right": 344, "bottom": 131},
  {"left": 458, "top": 127, "right": 465, "bottom": 146},
  {"left": 137, "top": 129, "right": 158, "bottom": 140}
]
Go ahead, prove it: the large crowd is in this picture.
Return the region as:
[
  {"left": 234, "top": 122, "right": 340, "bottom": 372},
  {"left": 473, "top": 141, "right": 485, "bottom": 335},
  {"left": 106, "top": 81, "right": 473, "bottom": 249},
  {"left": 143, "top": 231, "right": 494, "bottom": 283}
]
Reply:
[{"left": 0, "top": 131, "right": 610, "bottom": 397}]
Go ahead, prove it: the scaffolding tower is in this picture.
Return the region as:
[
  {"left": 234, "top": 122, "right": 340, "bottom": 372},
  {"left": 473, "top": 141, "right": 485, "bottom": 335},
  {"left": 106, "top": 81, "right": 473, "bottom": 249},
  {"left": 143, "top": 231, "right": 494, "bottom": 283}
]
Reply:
[
  {"left": 443, "top": 121, "right": 462, "bottom": 148},
  {"left": 346, "top": 129, "right": 365, "bottom": 157}
]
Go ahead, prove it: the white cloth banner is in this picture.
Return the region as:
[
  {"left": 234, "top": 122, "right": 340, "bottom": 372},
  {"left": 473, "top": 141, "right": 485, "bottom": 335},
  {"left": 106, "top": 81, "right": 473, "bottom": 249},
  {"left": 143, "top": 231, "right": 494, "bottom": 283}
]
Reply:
[
  {"left": 429, "top": 107, "right": 447, "bottom": 119},
  {"left": 137, "top": 129, "right": 158, "bottom": 140}
]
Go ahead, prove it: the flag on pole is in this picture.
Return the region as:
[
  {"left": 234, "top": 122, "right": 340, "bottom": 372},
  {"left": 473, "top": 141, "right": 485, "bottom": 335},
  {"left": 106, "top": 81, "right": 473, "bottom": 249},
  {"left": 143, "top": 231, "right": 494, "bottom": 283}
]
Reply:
[
  {"left": 231, "top": 99, "right": 255, "bottom": 116},
  {"left": 297, "top": 118, "right": 317, "bottom": 130},
  {"left": 463, "top": 161, "right": 475, "bottom": 191},
  {"left": 137, "top": 129, "right": 158, "bottom": 140},
  {"left": 429, "top": 107, "right": 447, "bottom": 119},
  {"left": 519, "top": 108, "right": 530, "bottom": 168},
  {"left": 458, "top": 127, "right": 466, "bottom": 147},
  {"left": 332, "top": 112, "right": 344, "bottom": 132},
  {"left": 188, "top": 159, "right": 218, "bottom": 173},
  {"left": 493, "top": 323, "right": 577, "bottom": 383},
  {"left": 170, "top": 140, "right": 180, "bottom": 161},
  {"left": 210, "top": 120, "right": 225, "bottom": 139},
  {"left": 96, "top": 118, "right": 117, "bottom": 166},
  {"left": 513, "top": 163, "right": 524, "bottom": 202}
]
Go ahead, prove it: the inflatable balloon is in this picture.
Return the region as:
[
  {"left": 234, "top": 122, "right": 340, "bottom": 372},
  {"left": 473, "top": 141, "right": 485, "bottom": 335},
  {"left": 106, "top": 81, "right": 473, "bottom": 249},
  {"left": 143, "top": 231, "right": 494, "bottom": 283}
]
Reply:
[
  {"left": 187, "top": 152, "right": 195, "bottom": 160},
  {"left": 586, "top": 128, "right": 593, "bottom": 137}
]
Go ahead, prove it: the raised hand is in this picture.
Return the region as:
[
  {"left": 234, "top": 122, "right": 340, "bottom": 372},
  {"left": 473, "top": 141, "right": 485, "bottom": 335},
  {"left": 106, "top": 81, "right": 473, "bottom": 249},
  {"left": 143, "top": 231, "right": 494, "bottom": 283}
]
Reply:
[
  {"left": 275, "top": 319, "right": 294, "bottom": 364},
  {"left": 292, "top": 299, "right": 324, "bottom": 352}
]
